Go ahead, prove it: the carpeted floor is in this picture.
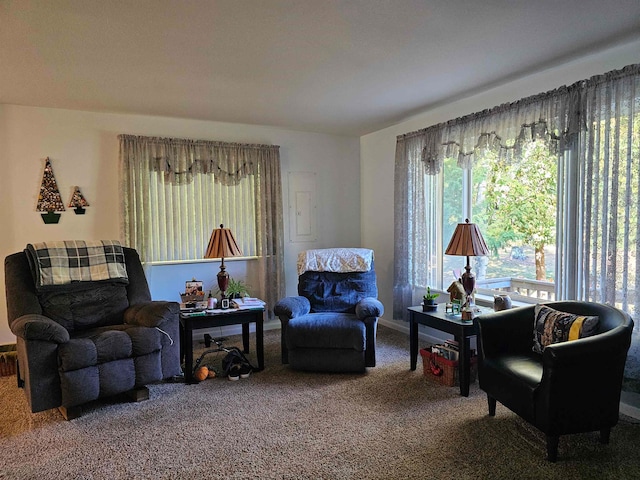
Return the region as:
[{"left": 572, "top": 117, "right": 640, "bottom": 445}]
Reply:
[{"left": 1, "top": 325, "right": 639, "bottom": 479}]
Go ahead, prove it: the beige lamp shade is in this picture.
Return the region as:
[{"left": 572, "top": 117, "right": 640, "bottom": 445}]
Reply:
[
  {"left": 445, "top": 219, "right": 490, "bottom": 257},
  {"left": 205, "top": 224, "right": 242, "bottom": 259},
  {"left": 204, "top": 224, "right": 242, "bottom": 299},
  {"left": 445, "top": 219, "right": 489, "bottom": 299}
]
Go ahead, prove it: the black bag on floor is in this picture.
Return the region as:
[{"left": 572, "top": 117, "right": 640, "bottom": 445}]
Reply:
[{"left": 221, "top": 347, "right": 255, "bottom": 376}]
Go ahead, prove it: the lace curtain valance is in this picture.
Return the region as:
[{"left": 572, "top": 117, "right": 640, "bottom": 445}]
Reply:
[
  {"left": 118, "top": 134, "right": 280, "bottom": 185},
  {"left": 398, "top": 64, "right": 639, "bottom": 174}
]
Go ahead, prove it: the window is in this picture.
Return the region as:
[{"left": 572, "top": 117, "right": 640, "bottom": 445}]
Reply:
[
  {"left": 439, "top": 140, "right": 558, "bottom": 301},
  {"left": 395, "top": 64, "right": 639, "bottom": 316},
  {"left": 118, "top": 134, "right": 285, "bottom": 310}
]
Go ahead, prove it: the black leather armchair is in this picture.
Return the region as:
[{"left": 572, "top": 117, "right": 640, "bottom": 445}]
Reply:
[{"left": 476, "top": 301, "right": 633, "bottom": 462}]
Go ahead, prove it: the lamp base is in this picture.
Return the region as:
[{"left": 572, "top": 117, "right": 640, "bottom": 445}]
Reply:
[{"left": 461, "top": 261, "right": 475, "bottom": 302}]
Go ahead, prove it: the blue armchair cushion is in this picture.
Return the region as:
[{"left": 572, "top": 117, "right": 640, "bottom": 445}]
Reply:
[
  {"left": 287, "top": 313, "right": 366, "bottom": 351},
  {"left": 59, "top": 325, "right": 163, "bottom": 371},
  {"left": 299, "top": 268, "right": 378, "bottom": 314},
  {"left": 37, "top": 282, "right": 129, "bottom": 333}
]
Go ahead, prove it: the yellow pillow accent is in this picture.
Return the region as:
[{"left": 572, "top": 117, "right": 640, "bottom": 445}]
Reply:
[{"left": 568, "top": 316, "right": 586, "bottom": 341}]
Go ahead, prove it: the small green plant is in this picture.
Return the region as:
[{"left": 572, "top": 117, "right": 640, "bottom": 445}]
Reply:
[
  {"left": 221, "top": 278, "right": 250, "bottom": 298},
  {"left": 423, "top": 287, "right": 439, "bottom": 302}
]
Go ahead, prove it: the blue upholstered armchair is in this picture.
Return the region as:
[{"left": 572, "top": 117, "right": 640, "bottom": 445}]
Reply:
[
  {"left": 4, "top": 241, "right": 181, "bottom": 419},
  {"left": 274, "top": 248, "right": 383, "bottom": 373}
]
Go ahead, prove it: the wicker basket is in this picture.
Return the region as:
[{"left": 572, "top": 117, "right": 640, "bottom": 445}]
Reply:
[
  {"left": 0, "top": 346, "right": 17, "bottom": 377},
  {"left": 420, "top": 348, "right": 477, "bottom": 387}
]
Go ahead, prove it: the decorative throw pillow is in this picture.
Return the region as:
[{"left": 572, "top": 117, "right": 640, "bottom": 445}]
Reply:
[{"left": 533, "top": 305, "right": 599, "bottom": 354}]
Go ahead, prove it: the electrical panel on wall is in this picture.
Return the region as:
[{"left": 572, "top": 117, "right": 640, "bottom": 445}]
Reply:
[{"left": 288, "top": 171, "right": 317, "bottom": 243}]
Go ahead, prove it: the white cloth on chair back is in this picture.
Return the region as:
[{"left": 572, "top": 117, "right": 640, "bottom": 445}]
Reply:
[{"left": 297, "top": 248, "right": 373, "bottom": 276}]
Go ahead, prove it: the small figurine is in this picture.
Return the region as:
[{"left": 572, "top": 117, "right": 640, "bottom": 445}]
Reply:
[{"left": 447, "top": 279, "right": 466, "bottom": 305}]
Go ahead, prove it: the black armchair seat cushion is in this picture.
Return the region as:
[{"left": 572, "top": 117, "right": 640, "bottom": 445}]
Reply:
[
  {"left": 480, "top": 353, "right": 543, "bottom": 421},
  {"left": 287, "top": 313, "right": 365, "bottom": 351}
]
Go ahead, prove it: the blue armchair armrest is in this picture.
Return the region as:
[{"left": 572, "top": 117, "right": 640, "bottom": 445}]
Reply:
[
  {"left": 355, "top": 297, "right": 384, "bottom": 320},
  {"left": 124, "top": 301, "right": 179, "bottom": 328},
  {"left": 274, "top": 296, "right": 311, "bottom": 319},
  {"left": 11, "top": 314, "right": 70, "bottom": 344}
]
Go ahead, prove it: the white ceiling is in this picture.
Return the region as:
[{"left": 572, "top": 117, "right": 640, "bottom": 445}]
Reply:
[{"left": 1, "top": 0, "right": 639, "bottom": 136}]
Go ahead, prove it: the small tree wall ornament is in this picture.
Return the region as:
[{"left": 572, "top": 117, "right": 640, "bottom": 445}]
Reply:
[
  {"left": 68, "top": 186, "right": 90, "bottom": 214},
  {"left": 36, "top": 157, "right": 66, "bottom": 224}
]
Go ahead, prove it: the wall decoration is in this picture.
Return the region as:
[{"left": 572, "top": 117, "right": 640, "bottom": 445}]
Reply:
[
  {"left": 68, "top": 186, "right": 90, "bottom": 214},
  {"left": 36, "top": 157, "right": 65, "bottom": 224}
]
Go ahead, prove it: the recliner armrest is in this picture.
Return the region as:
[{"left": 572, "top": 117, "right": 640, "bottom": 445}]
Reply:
[
  {"left": 274, "top": 296, "right": 311, "bottom": 319},
  {"left": 355, "top": 297, "right": 383, "bottom": 320},
  {"left": 11, "top": 314, "right": 70, "bottom": 344},
  {"left": 124, "top": 301, "right": 179, "bottom": 328}
]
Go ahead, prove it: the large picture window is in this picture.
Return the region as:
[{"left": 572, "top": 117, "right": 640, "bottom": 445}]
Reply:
[
  {"left": 119, "top": 135, "right": 285, "bottom": 309},
  {"left": 439, "top": 139, "right": 558, "bottom": 302}
]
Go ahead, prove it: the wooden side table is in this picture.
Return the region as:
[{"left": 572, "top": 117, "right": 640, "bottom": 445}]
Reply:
[
  {"left": 179, "top": 307, "right": 264, "bottom": 383},
  {"left": 409, "top": 304, "right": 491, "bottom": 397}
]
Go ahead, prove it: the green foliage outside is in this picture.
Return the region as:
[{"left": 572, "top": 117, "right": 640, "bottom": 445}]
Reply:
[{"left": 479, "top": 141, "right": 557, "bottom": 281}]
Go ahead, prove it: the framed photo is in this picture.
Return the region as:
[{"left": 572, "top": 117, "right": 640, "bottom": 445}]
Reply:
[{"left": 185, "top": 280, "right": 203, "bottom": 296}]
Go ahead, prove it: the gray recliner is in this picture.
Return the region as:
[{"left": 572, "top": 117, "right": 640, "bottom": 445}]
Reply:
[
  {"left": 4, "top": 242, "right": 181, "bottom": 419},
  {"left": 274, "top": 248, "right": 383, "bottom": 373}
]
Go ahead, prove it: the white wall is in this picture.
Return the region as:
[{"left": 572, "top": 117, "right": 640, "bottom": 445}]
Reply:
[
  {"left": 0, "top": 106, "right": 360, "bottom": 344},
  {"left": 360, "top": 39, "right": 640, "bottom": 324}
]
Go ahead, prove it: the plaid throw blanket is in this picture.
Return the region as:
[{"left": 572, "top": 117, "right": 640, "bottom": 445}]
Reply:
[{"left": 26, "top": 240, "right": 128, "bottom": 289}]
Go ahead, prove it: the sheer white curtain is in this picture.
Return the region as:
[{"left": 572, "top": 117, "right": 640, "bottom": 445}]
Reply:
[
  {"left": 572, "top": 66, "right": 640, "bottom": 312},
  {"left": 394, "top": 64, "right": 639, "bottom": 317},
  {"left": 119, "top": 135, "right": 285, "bottom": 310},
  {"left": 394, "top": 63, "right": 640, "bottom": 399}
]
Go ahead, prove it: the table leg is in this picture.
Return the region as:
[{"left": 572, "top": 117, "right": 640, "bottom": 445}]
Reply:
[
  {"left": 410, "top": 313, "right": 418, "bottom": 371},
  {"left": 242, "top": 323, "right": 250, "bottom": 353},
  {"left": 458, "top": 335, "right": 471, "bottom": 397},
  {"left": 179, "top": 321, "right": 185, "bottom": 364},
  {"left": 256, "top": 317, "right": 264, "bottom": 371},
  {"left": 184, "top": 324, "right": 194, "bottom": 384}
]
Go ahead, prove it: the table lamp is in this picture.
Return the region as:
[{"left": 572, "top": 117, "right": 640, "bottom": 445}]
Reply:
[
  {"left": 204, "top": 224, "right": 242, "bottom": 302},
  {"left": 445, "top": 218, "right": 490, "bottom": 299}
]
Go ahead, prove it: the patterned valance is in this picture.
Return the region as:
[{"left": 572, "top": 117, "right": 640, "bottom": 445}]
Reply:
[
  {"left": 397, "top": 64, "right": 639, "bottom": 174},
  {"left": 118, "top": 135, "right": 280, "bottom": 185}
]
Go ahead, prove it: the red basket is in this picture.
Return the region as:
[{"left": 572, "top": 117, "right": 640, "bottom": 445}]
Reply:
[{"left": 420, "top": 348, "right": 476, "bottom": 387}]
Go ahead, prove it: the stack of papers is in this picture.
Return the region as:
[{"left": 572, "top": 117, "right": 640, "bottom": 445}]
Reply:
[{"left": 231, "top": 297, "right": 266, "bottom": 309}]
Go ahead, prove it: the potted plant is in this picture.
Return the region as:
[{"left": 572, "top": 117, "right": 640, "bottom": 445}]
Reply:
[
  {"left": 422, "top": 287, "right": 439, "bottom": 311},
  {"left": 222, "top": 278, "right": 250, "bottom": 299}
]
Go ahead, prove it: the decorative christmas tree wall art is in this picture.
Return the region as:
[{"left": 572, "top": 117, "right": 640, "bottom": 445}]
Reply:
[
  {"left": 36, "top": 157, "right": 66, "bottom": 224},
  {"left": 68, "top": 186, "right": 90, "bottom": 214}
]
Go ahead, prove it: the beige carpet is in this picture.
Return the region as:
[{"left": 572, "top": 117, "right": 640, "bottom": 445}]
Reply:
[{"left": 1, "top": 326, "right": 639, "bottom": 480}]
